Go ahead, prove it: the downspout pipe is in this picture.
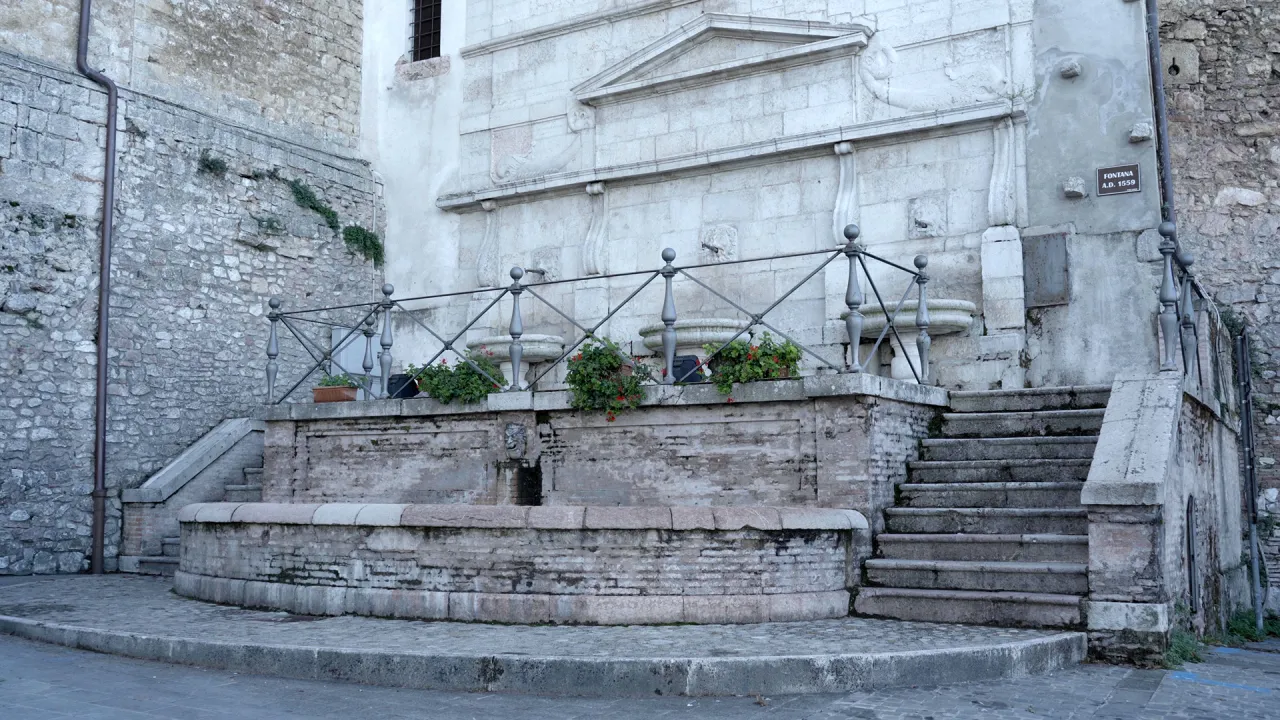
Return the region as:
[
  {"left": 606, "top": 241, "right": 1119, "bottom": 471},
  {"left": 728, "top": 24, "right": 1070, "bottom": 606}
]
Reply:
[
  {"left": 76, "top": 0, "right": 119, "bottom": 575},
  {"left": 1145, "top": 0, "right": 1177, "bottom": 230}
]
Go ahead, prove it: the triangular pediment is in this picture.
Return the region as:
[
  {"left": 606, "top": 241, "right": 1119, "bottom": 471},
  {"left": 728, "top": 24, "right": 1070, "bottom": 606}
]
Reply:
[{"left": 574, "top": 14, "right": 872, "bottom": 106}]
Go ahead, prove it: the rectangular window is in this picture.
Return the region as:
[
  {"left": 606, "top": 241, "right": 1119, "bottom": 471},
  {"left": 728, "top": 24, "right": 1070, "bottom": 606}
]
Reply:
[{"left": 411, "top": 0, "right": 443, "bottom": 62}]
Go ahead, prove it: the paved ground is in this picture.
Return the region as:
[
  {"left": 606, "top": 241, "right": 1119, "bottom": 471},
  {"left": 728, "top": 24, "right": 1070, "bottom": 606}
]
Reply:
[
  {"left": 1, "top": 632, "right": 1278, "bottom": 718},
  {"left": 0, "top": 576, "right": 1060, "bottom": 658}
]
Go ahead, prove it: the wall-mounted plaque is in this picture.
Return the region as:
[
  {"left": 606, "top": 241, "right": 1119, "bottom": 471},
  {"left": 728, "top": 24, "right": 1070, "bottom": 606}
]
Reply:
[{"left": 1097, "top": 164, "right": 1141, "bottom": 196}]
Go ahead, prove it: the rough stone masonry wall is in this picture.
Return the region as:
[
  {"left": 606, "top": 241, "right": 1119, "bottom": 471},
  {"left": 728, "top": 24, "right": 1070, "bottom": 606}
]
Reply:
[
  {"left": 1160, "top": 0, "right": 1280, "bottom": 490},
  {"left": 0, "top": 51, "right": 381, "bottom": 574}
]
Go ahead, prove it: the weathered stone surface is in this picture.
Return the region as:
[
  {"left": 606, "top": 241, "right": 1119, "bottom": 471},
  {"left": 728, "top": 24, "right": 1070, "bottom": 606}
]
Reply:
[
  {"left": 0, "top": 46, "right": 380, "bottom": 575},
  {"left": 176, "top": 516, "right": 857, "bottom": 624}
]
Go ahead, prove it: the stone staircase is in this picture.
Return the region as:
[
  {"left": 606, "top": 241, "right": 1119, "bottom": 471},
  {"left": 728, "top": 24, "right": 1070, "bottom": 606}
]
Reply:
[
  {"left": 135, "top": 466, "right": 263, "bottom": 577},
  {"left": 854, "top": 386, "right": 1110, "bottom": 628}
]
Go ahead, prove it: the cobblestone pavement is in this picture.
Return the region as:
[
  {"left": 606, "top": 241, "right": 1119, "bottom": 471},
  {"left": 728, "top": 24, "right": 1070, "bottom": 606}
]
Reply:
[
  {"left": 1, "top": 632, "right": 1278, "bottom": 719},
  {"left": 0, "top": 576, "right": 1060, "bottom": 658}
]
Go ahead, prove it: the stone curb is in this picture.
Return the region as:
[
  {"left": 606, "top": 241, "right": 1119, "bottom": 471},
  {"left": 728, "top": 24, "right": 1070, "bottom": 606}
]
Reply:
[
  {"left": 172, "top": 572, "right": 851, "bottom": 625},
  {"left": 178, "top": 503, "right": 868, "bottom": 531},
  {"left": 0, "top": 613, "right": 1087, "bottom": 697}
]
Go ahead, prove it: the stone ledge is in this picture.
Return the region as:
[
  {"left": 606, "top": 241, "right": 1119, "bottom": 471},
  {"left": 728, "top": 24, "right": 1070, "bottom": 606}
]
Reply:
[
  {"left": 174, "top": 571, "right": 850, "bottom": 625},
  {"left": 178, "top": 503, "right": 868, "bottom": 531},
  {"left": 0, "top": 576, "right": 1087, "bottom": 697},
  {"left": 264, "top": 373, "right": 948, "bottom": 421}
]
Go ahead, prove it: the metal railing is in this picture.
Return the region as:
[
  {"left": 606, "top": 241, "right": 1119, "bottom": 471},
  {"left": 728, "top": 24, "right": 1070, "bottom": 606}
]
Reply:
[
  {"left": 262, "top": 223, "right": 935, "bottom": 403},
  {"left": 1156, "top": 220, "right": 1229, "bottom": 398}
]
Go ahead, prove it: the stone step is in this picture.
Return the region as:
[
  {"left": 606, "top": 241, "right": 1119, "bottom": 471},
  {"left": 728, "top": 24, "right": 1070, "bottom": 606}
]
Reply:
[
  {"left": 864, "top": 559, "right": 1089, "bottom": 595},
  {"left": 921, "top": 436, "right": 1098, "bottom": 462},
  {"left": 941, "top": 409, "right": 1105, "bottom": 439},
  {"left": 136, "top": 556, "right": 178, "bottom": 577},
  {"left": 948, "top": 386, "right": 1112, "bottom": 413},
  {"left": 875, "top": 533, "right": 1089, "bottom": 563},
  {"left": 854, "top": 587, "right": 1084, "bottom": 628},
  {"left": 161, "top": 537, "right": 180, "bottom": 557},
  {"left": 223, "top": 484, "right": 263, "bottom": 503},
  {"left": 884, "top": 508, "right": 1088, "bottom": 535},
  {"left": 896, "top": 482, "right": 1084, "bottom": 508},
  {"left": 907, "top": 459, "right": 1092, "bottom": 484},
  {"left": 243, "top": 467, "right": 264, "bottom": 483}
]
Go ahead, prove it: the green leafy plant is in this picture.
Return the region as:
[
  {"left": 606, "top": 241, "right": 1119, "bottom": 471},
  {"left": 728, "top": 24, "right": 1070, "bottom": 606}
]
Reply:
[
  {"left": 1162, "top": 627, "right": 1205, "bottom": 669},
  {"left": 198, "top": 149, "right": 228, "bottom": 176},
  {"left": 288, "top": 178, "right": 341, "bottom": 233},
  {"left": 316, "top": 374, "right": 358, "bottom": 388},
  {"left": 342, "top": 225, "right": 385, "bottom": 267},
  {"left": 565, "top": 339, "right": 649, "bottom": 421},
  {"left": 703, "top": 332, "right": 801, "bottom": 395},
  {"left": 408, "top": 350, "right": 506, "bottom": 405}
]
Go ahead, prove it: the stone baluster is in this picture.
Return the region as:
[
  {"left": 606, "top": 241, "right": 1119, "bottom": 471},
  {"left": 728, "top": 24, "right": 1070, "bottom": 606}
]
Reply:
[
  {"left": 266, "top": 297, "right": 281, "bottom": 403},
  {"left": 660, "top": 248, "right": 677, "bottom": 385},
  {"left": 1158, "top": 221, "right": 1180, "bottom": 371},
  {"left": 842, "top": 224, "right": 864, "bottom": 372},
  {"left": 379, "top": 284, "right": 395, "bottom": 398},
  {"left": 362, "top": 315, "right": 377, "bottom": 395},
  {"left": 914, "top": 255, "right": 931, "bottom": 385},
  {"left": 508, "top": 267, "right": 525, "bottom": 391},
  {"left": 1178, "top": 253, "right": 1199, "bottom": 380}
]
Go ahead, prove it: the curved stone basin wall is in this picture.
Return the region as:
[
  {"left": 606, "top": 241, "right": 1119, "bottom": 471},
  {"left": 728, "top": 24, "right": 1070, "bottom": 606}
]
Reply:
[{"left": 175, "top": 503, "right": 868, "bottom": 624}]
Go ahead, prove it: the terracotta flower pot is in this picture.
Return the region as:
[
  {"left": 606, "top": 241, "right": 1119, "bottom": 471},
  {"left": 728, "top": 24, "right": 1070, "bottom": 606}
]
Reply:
[{"left": 313, "top": 386, "right": 358, "bottom": 403}]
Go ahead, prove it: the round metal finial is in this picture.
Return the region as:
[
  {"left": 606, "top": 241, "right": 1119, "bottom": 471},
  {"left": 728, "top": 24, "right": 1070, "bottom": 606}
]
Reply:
[
  {"left": 381, "top": 283, "right": 394, "bottom": 297},
  {"left": 510, "top": 267, "right": 525, "bottom": 281},
  {"left": 843, "top": 224, "right": 861, "bottom": 241},
  {"left": 1176, "top": 250, "right": 1194, "bottom": 268},
  {"left": 662, "top": 248, "right": 676, "bottom": 263},
  {"left": 364, "top": 315, "right": 377, "bottom": 327},
  {"left": 1158, "top": 220, "right": 1177, "bottom": 240},
  {"left": 914, "top": 255, "right": 929, "bottom": 270},
  {"left": 268, "top": 297, "right": 281, "bottom": 310}
]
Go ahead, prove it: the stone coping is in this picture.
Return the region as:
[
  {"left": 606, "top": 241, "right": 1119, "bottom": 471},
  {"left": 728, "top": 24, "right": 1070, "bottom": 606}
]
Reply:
[
  {"left": 265, "top": 371, "right": 949, "bottom": 422},
  {"left": 0, "top": 577, "right": 1086, "bottom": 697},
  {"left": 178, "top": 503, "right": 869, "bottom": 531}
]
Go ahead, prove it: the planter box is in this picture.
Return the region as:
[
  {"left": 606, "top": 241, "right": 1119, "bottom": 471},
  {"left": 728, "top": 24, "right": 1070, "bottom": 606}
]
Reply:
[{"left": 313, "top": 386, "right": 358, "bottom": 403}]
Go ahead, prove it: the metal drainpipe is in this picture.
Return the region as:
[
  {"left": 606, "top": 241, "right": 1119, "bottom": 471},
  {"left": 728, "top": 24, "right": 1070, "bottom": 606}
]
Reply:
[
  {"left": 76, "top": 0, "right": 119, "bottom": 575},
  {"left": 1145, "top": 0, "right": 1177, "bottom": 227}
]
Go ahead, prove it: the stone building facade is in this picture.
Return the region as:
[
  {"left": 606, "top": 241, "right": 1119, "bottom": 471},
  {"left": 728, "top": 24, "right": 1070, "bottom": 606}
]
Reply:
[{"left": 0, "top": 1, "right": 382, "bottom": 574}]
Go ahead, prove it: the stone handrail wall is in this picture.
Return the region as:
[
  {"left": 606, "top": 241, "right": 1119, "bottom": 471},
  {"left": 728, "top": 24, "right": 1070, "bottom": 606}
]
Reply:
[
  {"left": 176, "top": 503, "right": 867, "bottom": 625},
  {"left": 1081, "top": 373, "right": 1246, "bottom": 664}
]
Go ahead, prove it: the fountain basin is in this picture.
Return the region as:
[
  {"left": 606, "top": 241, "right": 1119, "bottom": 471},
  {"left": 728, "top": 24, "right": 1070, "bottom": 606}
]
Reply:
[{"left": 175, "top": 503, "right": 866, "bottom": 625}]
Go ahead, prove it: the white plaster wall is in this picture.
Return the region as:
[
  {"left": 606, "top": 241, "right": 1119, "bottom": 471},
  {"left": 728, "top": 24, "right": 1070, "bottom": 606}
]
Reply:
[
  {"left": 361, "top": 0, "right": 467, "bottom": 299},
  {"left": 362, "top": 0, "right": 1165, "bottom": 388}
]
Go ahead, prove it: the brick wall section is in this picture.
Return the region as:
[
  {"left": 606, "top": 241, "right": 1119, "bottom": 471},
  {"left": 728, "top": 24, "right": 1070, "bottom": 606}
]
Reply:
[
  {"left": 262, "top": 390, "right": 937, "bottom": 536},
  {"left": 0, "top": 53, "right": 382, "bottom": 574},
  {"left": 1160, "top": 0, "right": 1280, "bottom": 490},
  {"left": 179, "top": 523, "right": 849, "bottom": 598}
]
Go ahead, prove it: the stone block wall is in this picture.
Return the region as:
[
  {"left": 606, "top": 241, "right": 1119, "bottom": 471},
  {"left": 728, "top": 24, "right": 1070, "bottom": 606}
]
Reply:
[
  {"left": 0, "top": 49, "right": 381, "bottom": 574},
  {"left": 0, "top": 0, "right": 364, "bottom": 149},
  {"left": 1159, "top": 0, "right": 1280, "bottom": 492}
]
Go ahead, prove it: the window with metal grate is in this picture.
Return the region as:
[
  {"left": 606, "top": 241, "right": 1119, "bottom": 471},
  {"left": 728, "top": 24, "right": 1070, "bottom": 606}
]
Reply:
[{"left": 411, "top": 0, "right": 443, "bottom": 62}]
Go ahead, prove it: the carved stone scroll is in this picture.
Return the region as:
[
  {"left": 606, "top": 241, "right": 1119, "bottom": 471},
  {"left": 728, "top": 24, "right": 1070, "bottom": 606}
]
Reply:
[
  {"left": 477, "top": 200, "right": 500, "bottom": 288},
  {"left": 582, "top": 182, "right": 607, "bottom": 276},
  {"left": 988, "top": 118, "right": 1017, "bottom": 227},
  {"left": 832, "top": 141, "right": 858, "bottom": 245}
]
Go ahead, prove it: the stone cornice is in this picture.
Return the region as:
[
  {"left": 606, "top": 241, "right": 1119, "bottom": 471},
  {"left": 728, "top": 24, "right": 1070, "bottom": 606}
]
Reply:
[
  {"left": 460, "top": 0, "right": 702, "bottom": 58},
  {"left": 438, "top": 99, "right": 1023, "bottom": 212},
  {"left": 574, "top": 14, "right": 872, "bottom": 106}
]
